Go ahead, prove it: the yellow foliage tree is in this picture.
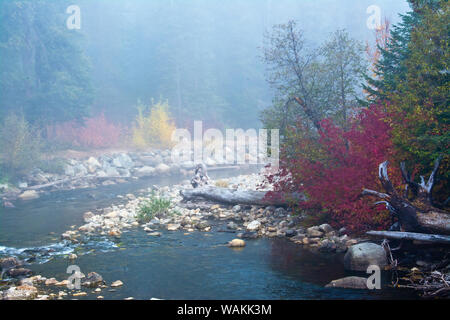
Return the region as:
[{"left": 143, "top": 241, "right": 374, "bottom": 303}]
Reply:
[{"left": 132, "top": 100, "right": 176, "bottom": 149}]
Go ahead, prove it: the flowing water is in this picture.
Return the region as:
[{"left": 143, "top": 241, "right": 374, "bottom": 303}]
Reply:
[{"left": 0, "top": 168, "right": 417, "bottom": 299}]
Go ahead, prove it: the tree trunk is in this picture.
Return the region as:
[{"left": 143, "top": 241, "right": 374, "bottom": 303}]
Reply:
[{"left": 366, "top": 231, "right": 450, "bottom": 245}]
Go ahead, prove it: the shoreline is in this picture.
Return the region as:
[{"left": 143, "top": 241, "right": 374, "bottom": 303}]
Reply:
[
  {"left": 1, "top": 171, "right": 446, "bottom": 300},
  {"left": 1, "top": 172, "right": 380, "bottom": 300}
]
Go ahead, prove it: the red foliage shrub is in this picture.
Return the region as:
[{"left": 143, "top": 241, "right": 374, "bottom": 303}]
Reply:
[
  {"left": 266, "top": 104, "right": 402, "bottom": 234},
  {"left": 46, "top": 113, "right": 125, "bottom": 149}
]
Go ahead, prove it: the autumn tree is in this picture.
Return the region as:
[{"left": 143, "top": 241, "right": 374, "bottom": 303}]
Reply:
[{"left": 132, "top": 100, "right": 176, "bottom": 149}]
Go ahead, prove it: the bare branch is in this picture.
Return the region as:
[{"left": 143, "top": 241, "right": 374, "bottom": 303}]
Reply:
[
  {"left": 362, "top": 189, "right": 390, "bottom": 199},
  {"left": 378, "top": 161, "right": 395, "bottom": 194}
]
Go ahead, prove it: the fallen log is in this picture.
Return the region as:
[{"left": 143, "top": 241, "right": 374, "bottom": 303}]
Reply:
[
  {"left": 180, "top": 186, "right": 304, "bottom": 207},
  {"left": 366, "top": 231, "right": 450, "bottom": 245}
]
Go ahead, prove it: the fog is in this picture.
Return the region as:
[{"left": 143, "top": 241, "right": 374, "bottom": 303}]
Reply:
[{"left": 75, "top": 0, "right": 410, "bottom": 128}]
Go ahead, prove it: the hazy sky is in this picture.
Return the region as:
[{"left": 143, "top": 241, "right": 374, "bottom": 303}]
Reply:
[{"left": 75, "top": 0, "right": 412, "bottom": 127}]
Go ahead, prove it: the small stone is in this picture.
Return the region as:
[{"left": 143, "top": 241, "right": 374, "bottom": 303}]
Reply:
[
  {"left": 83, "top": 212, "right": 94, "bottom": 222},
  {"left": 246, "top": 220, "right": 261, "bottom": 231},
  {"left": 18, "top": 190, "right": 39, "bottom": 201},
  {"left": 73, "top": 292, "right": 87, "bottom": 297},
  {"left": 228, "top": 239, "right": 246, "bottom": 248},
  {"left": 307, "top": 227, "right": 324, "bottom": 238},
  {"left": 232, "top": 205, "right": 241, "bottom": 213},
  {"left": 111, "top": 280, "right": 123, "bottom": 287},
  {"left": 68, "top": 254, "right": 78, "bottom": 260},
  {"left": 227, "top": 222, "right": 238, "bottom": 230},
  {"left": 338, "top": 227, "right": 347, "bottom": 236},
  {"left": 56, "top": 280, "right": 69, "bottom": 287},
  {"left": 45, "top": 278, "right": 58, "bottom": 286},
  {"left": 108, "top": 229, "right": 122, "bottom": 238},
  {"left": 167, "top": 224, "right": 181, "bottom": 231},
  {"left": 319, "top": 224, "right": 333, "bottom": 233},
  {"left": 285, "top": 230, "right": 297, "bottom": 238}
]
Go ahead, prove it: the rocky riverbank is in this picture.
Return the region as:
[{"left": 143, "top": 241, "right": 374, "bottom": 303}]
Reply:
[
  {"left": 0, "top": 149, "right": 243, "bottom": 207},
  {"left": 60, "top": 173, "right": 364, "bottom": 253},
  {"left": 3, "top": 171, "right": 444, "bottom": 300},
  {"left": 0, "top": 172, "right": 377, "bottom": 300}
]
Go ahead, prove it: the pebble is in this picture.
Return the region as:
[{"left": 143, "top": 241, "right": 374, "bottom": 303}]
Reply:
[{"left": 111, "top": 280, "right": 124, "bottom": 288}]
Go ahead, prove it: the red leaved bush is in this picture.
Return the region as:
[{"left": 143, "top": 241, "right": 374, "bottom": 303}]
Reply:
[
  {"left": 46, "top": 113, "right": 125, "bottom": 149},
  {"left": 266, "top": 104, "right": 401, "bottom": 234}
]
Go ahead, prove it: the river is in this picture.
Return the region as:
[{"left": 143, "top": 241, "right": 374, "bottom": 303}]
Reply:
[{"left": 0, "top": 168, "right": 417, "bottom": 299}]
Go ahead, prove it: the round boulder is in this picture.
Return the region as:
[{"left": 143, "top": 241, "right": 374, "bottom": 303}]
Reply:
[
  {"left": 228, "top": 239, "right": 246, "bottom": 248},
  {"left": 344, "top": 243, "right": 387, "bottom": 271}
]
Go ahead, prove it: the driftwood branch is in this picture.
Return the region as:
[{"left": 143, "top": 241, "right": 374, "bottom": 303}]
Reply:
[
  {"left": 363, "top": 160, "right": 450, "bottom": 235},
  {"left": 362, "top": 189, "right": 390, "bottom": 199},
  {"left": 367, "top": 231, "right": 450, "bottom": 245}
]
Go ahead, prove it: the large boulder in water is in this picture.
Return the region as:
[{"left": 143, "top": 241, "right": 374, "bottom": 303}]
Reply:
[{"left": 344, "top": 243, "right": 387, "bottom": 271}]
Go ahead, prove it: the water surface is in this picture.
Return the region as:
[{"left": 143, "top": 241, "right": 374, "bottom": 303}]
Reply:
[{"left": 0, "top": 169, "right": 417, "bottom": 299}]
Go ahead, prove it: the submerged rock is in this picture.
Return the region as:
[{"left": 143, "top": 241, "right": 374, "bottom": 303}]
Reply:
[{"left": 3, "top": 200, "right": 15, "bottom": 208}]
